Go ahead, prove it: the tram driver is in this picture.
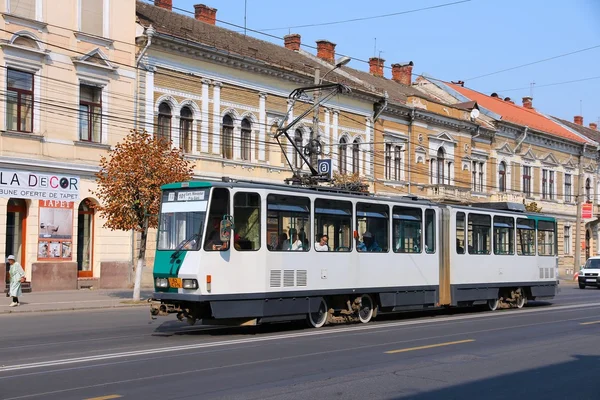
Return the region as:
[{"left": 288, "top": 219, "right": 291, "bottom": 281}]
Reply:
[{"left": 357, "top": 231, "right": 382, "bottom": 252}]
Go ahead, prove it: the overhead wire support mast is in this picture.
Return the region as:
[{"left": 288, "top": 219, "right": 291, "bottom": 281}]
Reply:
[{"left": 274, "top": 82, "right": 351, "bottom": 180}]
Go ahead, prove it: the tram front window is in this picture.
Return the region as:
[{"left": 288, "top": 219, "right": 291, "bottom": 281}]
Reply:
[{"left": 158, "top": 189, "right": 208, "bottom": 251}]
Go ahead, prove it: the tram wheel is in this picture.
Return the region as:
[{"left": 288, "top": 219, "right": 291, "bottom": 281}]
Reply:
[
  {"left": 487, "top": 298, "right": 499, "bottom": 311},
  {"left": 515, "top": 288, "right": 526, "bottom": 309},
  {"left": 307, "top": 298, "right": 328, "bottom": 328},
  {"left": 358, "top": 294, "right": 374, "bottom": 324}
]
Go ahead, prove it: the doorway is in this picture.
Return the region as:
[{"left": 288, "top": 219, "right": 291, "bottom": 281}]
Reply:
[
  {"left": 5, "top": 198, "right": 27, "bottom": 284},
  {"left": 586, "top": 229, "right": 591, "bottom": 260},
  {"left": 77, "top": 200, "right": 94, "bottom": 278}
]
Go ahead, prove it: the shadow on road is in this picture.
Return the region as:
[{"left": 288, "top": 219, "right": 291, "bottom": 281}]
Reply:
[
  {"left": 106, "top": 290, "right": 153, "bottom": 299},
  {"left": 391, "top": 354, "right": 600, "bottom": 400}
]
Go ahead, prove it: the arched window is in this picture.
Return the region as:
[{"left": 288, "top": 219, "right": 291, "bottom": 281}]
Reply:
[
  {"left": 77, "top": 200, "right": 95, "bottom": 278},
  {"left": 498, "top": 161, "right": 506, "bottom": 192},
  {"left": 294, "top": 129, "right": 303, "bottom": 169},
  {"left": 222, "top": 115, "right": 234, "bottom": 159},
  {"left": 157, "top": 102, "right": 172, "bottom": 144},
  {"left": 339, "top": 137, "right": 347, "bottom": 174},
  {"left": 436, "top": 147, "right": 445, "bottom": 184},
  {"left": 12, "top": 35, "right": 38, "bottom": 49},
  {"left": 352, "top": 139, "right": 360, "bottom": 174},
  {"left": 5, "top": 198, "right": 27, "bottom": 270},
  {"left": 179, "top": 107, "right": 193, "bottom": 153},
  {"left": 586, "top": 178, "right": 592, "bottom": 202},
  {"left": 241, "top": 118, "right": 252, "bottom": 161}
]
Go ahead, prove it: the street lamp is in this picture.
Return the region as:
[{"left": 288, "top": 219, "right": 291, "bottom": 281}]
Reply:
[{"left": 320, "top": 56, "right": 351, "bottom": 84}]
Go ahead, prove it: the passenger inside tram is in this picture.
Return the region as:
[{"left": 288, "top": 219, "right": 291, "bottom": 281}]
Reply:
[
  {"left": 315, "top": 234, "right": 329, "bottom": 252},
  {"left": 357, "top": 231, "right": 382, "bottom": 252}
]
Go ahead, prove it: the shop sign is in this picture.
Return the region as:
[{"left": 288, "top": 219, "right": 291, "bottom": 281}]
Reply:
[
  {"left": 37, "top": 200, "right": 74, "bottom": 261},
  {"left": 0, "top": 169, "right": 79, "bottom": 201}
]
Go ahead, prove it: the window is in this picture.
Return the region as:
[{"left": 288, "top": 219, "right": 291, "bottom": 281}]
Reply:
[
  {"left": 385, "top": 144, "right": 391, "bottom": 180},
  {"left": 471, "top": 161, "right": 484, "bottom": 192},
  {"left": 472, "top": 161, "right": 476, "bottom": 191},
  {"left": 385, "top": 144, "right": 402, "bottom": 181},
  {"left": 79, "top": 85, "right": 102, "bottom": 142},
  {"left": 157, "top": 102, "right": 171, "bottom": 144},
  {"left": 294, "top": 129, "right": 303, "bottom": 169},
  {"left": 81, "top": 0, "right": 103, "bottom": 37},
  {"left": 394, "top": 146, "right": 402, "bottom": 181},
  {"left": 393, "top": 206, "right": 421, "bottom": 253},
  {"left": 498, "top": 162, "right": 506, "bottom": 192},
  {"left": 493, "top": 216, "right": 514, "bottom": 255},
  {"left": 352, "top": 139, "right": 360, "bottom": 174},
  {"left": 315, "top": 199, "right": 352, "bottom": 252},
  {"left": 77, "top": 200, "right": 94, "bottom": 277},
  {"left": 222, "top": 115, "right": 234, "bottom": 159},
  {"left": 241, "top": 118, "right": 252, "bottom": 161},
  {"left": 339, "top": 138, "right": 347, "bottom": 174},
  {"left": 267, "top": 194, "right": 310, "bottom": 251},
  {"left": 564, "top": 226, "right": 571, "bottom": 255},
  {"left": 356, "top": 202, "right": 389, "bottom": 252},
  {"left": 233, "top": 192, "right": 260, "bottom": 251},
  {"left": 549, "top": 171, "right": 555, "bottom": 200},
  {"left": 425, "top": 209, "right": 436, "bottom": 254},
  {"left": 516, "top": 218, "right": 535, "bottom": 256},
  {"left": 522, "top": 166, "right": 532, "bottom": 197},
  {"left": 478, "top": 162, "right": 484, "bottom": 192},
  {"left": 542, "top": 169, "right": 549, "bottom": 199},
  {"left": 585, "top": 178, "right": 592, "bottom": 202},
  {"left": 564, "top": 174, "right": 572, "bottom": 202},
  {"left": 436, "top": 148, "right": 445, "bottom": 184},
  {"left": 537, "top": 220, "right": 555, "bottom": 256},
  {"left": 179, "top": 107, "right": 193, "bottom": 153},
  {"left": 9, "top": 0, "right": 35, "bottom": 19},
  {"left": 456, "top": 212, "right": 466, "bottom": 254},
  {"left": 7, "top": 69, "right": 34, "bottom": 133},
  {"left": 468, "top": 213, "right": 491, "bottom": 254},
  {"left": 203, "top": 188, "right": 230, "bottom": 251},
  {"left": 158, "top": 189, "right": 208, "bottom": 251}
]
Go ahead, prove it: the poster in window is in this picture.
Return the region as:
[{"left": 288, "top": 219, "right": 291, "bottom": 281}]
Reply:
[{"left": 38, "top": 200, "right": 74, "bottom": 261}]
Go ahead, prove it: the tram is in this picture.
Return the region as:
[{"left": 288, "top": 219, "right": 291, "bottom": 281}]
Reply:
[{"left": 150, "top": 179, "right": 558, "bottom": 327}]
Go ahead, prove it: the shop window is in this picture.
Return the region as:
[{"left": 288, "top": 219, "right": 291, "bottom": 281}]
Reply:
[
  {"left": 77, "top": 200, "right": 95, "bottom": 277},
  {"left": 233, "top": 192, "right": 261, "bottom": 251},
  {"left": 393, "top": 206, "right": 421, "bottom": 253},
  {"left": 517, "top": 218, "right": 535, "bottom": 256},
  {"left": 356, "top": 202, "right": 389, "bottom": 252},
  {"left": 267, "top": 194, "right": 310, "bottom": 251},
  {"left": 468, "top": 213, "right": 491, "bottom": 255},
  {"left": 315, "top": 199, "right": 352, "bottom": 252}
]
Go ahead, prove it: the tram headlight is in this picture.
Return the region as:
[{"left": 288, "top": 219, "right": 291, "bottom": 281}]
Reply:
[
  {"left": 182, "top": 279, "right": 199, "bottom": 289},
  {"left": 155, "top": 277, "right": 168, "bottom": 288}
]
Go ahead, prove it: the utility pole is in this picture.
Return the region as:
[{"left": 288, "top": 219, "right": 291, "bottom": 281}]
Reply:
[
  {"left": 310, "top": 67, "right": 320, "bottom": 170},
  {"left": 575, "top": 150, "right": 584, "bottom": 273}
]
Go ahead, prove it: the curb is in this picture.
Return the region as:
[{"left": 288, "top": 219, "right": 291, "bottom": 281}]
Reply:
[{"left": 0, "top": 302, "right": 149, "bottom": 315}]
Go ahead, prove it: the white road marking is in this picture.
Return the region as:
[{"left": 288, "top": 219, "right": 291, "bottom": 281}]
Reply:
[{"left": 1, "top": 301, "right": 599, "bottom": 373}]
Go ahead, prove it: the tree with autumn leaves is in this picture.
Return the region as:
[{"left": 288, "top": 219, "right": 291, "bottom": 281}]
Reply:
[{"left": 93, "top": 130, "right": 193, "bottom": 301}]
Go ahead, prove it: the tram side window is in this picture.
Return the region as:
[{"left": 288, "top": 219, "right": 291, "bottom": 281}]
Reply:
[
  {"left": 392, "top": 206, "right": 421, "bottom": 253},
  {"left": 425, "top": 209, "right": 436, "bottom": 254},
  {"left": 267, "top": 194, "right": 310, "bottom": 251},
  {"left": 516, "top": 218, "right": 535, "bottom": 256},
  {"left": 468, "top": 213, "right": 491, "bottom": 255},
  {"left": 356, "top": 203, "right": 389, "bottom": 252},
  {"left": 493, "top": 216, "right": 515, "bottom": 255},
  {"left": 537, "top": 220, "right": 556, "bottom": 256},
  {"left": 204, "top": 188, "right": 230, "bottom": 251},
  {"left": 456, "top": 212, "right": 466, "bottom": 254},
  {"left": 314, "top": 199, "right": 352, "bottom": 252},
  {"left": 233, "top": 192, "right": 261, "bottom": 251}
]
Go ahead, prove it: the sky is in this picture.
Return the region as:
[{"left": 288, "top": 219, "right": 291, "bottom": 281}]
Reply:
[{"left": 174, "top": 0, "right": 600, "bottom": 125}]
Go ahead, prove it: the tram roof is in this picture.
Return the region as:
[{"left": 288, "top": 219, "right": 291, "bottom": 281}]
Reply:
[{"left": 161, "top": 180, "right": 556, "bottom": 221}]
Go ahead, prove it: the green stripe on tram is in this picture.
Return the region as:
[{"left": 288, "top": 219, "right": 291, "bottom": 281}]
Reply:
[
  {"left": 161, "top": 181, "right": 212, "bottom": 190},
  {"left": 153, "top": 250, "right": 187, "bottom": 293}
]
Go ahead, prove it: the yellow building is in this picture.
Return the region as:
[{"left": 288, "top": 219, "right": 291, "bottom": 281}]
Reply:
[{"left": 0, "top": 0, "right": 137, "bottom": 290}]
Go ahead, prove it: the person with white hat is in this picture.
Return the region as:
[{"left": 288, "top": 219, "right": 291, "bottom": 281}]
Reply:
[{"left": 7, "top": 255, "right": 25, "bottom": 307}]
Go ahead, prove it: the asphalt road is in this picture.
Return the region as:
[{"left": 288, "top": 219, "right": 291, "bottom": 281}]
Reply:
[{"left": 1, "top": 284, "right": 600, "bottom": 400}]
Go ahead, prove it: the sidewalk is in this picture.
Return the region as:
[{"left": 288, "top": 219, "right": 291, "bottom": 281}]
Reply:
[{"left": 0, "top": 288, "right": 154, "bottom": 314}]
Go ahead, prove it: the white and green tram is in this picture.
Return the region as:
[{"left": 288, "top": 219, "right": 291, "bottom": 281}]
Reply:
[{"left": 150, "top": 180, "right": 558, "bottom": 327}]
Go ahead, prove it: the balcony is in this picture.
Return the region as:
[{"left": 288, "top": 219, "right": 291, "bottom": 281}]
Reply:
[
  {"left": 424, "top": 184, "right": 472, "bottom": 204},
  {"left": 492, "top": 192, "right": 525, "bottom": 203}
]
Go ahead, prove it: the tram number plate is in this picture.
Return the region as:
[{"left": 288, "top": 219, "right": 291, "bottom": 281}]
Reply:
[
  {"left": 586, "top": 278, "right": 596, "bottom": 282},
  {"left": 168, "top": 278, "right": 182, "bottom": 288}
]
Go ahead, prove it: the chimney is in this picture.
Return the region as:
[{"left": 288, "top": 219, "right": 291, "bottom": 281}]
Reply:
[
  {"left": 194, "top": 4, "right": 217, "bottom": 25},
  {"left": 589, "top": 122, "right": 597, "bottom": 131},
  {"left": 155, "top": 0, "right": 172, "bottom": 11},
  {"left": 284, "top": 34, "right": 301, "bottom": 51},
  {"left": 369, "top": 57, "right": 385, "bottom": 77},
  {"left": 316, "top": 40, "right": 336, "bottom": 63},
  {"left": 491, "top": 93, "right": 499, "bottom": 98},
  {"left": 391, "top": 62, "right": 414, "bottom": 86},
  {"left": 522, "top": 96, "right": 533, "bottom": 109},
  {"left": 574, "top": 115, "right": 583, "bottom": 126}
]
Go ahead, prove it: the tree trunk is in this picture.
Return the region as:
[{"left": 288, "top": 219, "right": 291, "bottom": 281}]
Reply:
[{"left": 133, "top": 216, "right": 149, "bottom": 301}]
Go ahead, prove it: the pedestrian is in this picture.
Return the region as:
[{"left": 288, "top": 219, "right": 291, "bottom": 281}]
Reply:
[{"left": 7, "top": 255, "right": 25, "bottom": 307}]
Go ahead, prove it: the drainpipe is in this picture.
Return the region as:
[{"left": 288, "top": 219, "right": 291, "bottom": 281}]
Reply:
[
  {"left": 575, "top": 143, "right": 587, "bottom": 272},
  {"left": 515, "top": 126, "right": 529, "bottom": 152},
  {"left": 408, "top": 109, "right": 415, "bottom": 194}
]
